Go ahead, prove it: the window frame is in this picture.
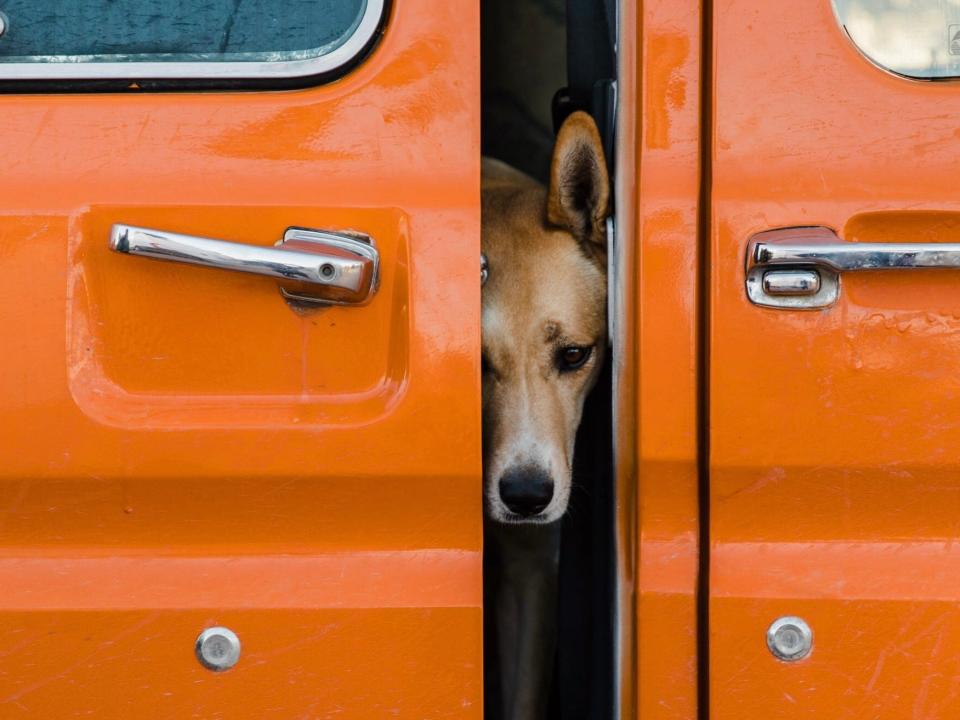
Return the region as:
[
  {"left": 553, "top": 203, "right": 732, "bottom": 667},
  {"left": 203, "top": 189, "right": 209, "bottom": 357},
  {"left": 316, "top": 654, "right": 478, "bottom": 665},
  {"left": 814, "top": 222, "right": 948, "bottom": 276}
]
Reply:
[
  {"left": 0, "top": 0, "right": 385, "bottom": 87},
  {"left": 832, "top": 0, "right": 960, "bottom": 82}
]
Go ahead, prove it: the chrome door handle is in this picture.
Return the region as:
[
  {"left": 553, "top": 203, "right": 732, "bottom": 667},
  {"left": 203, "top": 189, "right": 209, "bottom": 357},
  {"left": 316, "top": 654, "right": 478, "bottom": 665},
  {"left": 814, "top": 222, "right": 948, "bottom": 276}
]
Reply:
[
  {"left": 109, "top": 224, "right": 379, "bottom": 306},
  {"left": 746, "top": 226, "right": 960, "bottom": 309}
]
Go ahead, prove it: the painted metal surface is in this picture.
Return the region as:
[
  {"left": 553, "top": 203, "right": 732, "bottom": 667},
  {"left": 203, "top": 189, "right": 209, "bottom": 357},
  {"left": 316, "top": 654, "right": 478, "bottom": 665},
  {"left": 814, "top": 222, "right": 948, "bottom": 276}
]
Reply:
[
  {"left": 0, "top": 1, "right": 481, "bottom": 716},
  {"left": 616, "top": 0, "right": 701, "bottom": 717},
  {"left": 712, "top": 0, "right": 960, "bottom": 717}
]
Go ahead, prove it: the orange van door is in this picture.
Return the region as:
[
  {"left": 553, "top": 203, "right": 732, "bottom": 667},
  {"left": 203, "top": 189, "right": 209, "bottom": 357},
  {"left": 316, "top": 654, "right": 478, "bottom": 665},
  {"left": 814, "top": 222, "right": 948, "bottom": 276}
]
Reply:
[
  {"left": 709, "top": 1, "right": 960, "bottom": 717},
  {"left": 0, "top": 2, "right": 481, "bottom": 718}
]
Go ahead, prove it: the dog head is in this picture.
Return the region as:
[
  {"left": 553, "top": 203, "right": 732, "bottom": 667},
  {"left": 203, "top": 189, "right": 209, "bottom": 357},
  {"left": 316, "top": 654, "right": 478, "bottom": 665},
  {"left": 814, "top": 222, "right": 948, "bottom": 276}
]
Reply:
[{"left": 481, "top": 111, "right": 609, "bottom": 524}]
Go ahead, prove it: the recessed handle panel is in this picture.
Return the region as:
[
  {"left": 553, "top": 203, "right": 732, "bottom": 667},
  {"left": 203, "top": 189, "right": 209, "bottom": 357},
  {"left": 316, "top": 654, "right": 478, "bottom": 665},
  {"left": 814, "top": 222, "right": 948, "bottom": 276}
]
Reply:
[{"left": 109, "top": 224, "right": 379, "bottom": 306}]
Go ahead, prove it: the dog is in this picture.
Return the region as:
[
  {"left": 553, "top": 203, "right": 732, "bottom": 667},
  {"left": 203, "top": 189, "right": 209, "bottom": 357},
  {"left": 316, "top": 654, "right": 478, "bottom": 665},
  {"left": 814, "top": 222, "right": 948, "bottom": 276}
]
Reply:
[{"left": 482, "top": 111, "right": 610, "bottom": 720}]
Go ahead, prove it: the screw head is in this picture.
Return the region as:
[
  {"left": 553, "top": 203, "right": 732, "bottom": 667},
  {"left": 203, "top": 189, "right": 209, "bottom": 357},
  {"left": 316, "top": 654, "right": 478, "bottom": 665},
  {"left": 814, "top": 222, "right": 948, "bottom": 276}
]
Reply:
[
  {"left": 767, "top": 616, "right": 813, "bottom": 662},
  {"left": 196, "top": 626, "right": 241, "bottom": 672},
  {"left": 319, "top": 263, "right": 336, "bottom": 280},
  {"left": 0, "top": 12, "right": 8, "bottom": 39}
]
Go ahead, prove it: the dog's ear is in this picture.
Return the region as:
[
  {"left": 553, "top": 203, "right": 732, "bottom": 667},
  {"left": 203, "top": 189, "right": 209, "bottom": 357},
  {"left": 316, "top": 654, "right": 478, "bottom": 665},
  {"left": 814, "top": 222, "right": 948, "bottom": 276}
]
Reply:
[{"left": 547, "top": 111, "right": 610, "bottom": 255}]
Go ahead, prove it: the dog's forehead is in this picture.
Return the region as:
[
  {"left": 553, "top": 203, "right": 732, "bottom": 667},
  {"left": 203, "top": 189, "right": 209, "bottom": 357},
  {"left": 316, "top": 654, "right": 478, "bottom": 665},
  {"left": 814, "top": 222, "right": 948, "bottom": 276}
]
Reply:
[{"left": 483, "top": 233, "right": 605, "bottom": 346}]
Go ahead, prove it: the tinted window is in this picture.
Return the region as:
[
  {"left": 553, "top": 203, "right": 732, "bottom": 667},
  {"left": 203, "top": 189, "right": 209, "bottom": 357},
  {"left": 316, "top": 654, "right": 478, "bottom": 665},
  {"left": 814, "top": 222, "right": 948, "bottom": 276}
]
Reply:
[{"left": 0, "top": 0, "right": 381, "bottom": 81}]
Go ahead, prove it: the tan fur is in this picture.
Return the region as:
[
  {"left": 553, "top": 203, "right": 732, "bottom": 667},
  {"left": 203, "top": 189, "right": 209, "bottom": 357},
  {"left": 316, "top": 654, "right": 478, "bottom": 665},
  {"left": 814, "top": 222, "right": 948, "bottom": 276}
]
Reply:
[
  {"left": 481, "top": 110, "right": 608, "bottom": 524},
  {"left": 547, "top": 112, "right": 610, "bottom": 250}
]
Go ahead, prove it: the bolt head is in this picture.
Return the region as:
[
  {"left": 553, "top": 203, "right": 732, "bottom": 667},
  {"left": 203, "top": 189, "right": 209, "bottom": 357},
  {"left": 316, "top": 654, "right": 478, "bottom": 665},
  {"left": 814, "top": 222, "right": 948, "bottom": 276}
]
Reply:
[
  {"left": 767, "top": 616, "right": 813, "bottom": 662},
  {"left": 196, "top": 626, "right": 241, "bottom": 671}
]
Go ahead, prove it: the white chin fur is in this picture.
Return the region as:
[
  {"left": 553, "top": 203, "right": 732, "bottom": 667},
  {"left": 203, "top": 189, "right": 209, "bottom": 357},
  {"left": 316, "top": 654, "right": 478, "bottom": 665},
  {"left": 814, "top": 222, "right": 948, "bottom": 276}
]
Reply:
[{"left": 487, "top": 506, "right": 564, "bottom": 525}]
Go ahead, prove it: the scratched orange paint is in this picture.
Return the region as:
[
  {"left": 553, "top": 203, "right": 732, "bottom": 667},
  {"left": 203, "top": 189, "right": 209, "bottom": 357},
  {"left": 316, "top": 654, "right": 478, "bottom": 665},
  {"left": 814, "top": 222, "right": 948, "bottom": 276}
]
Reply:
[
  {"left": 0, "top": 0, "right": 481, "bottom": 717},
  {"left": 711, "top": 1, "right": 960, "bottom": 718}
]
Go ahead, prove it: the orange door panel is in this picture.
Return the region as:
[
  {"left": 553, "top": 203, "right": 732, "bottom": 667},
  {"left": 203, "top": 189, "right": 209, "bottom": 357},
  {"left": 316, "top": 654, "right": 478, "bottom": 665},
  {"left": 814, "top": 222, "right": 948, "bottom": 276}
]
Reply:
[
  {"left": 711, "top": 1, "right": 960, "bottom": 717},
  {"left": 0, "top": 2, "right": 481, "bottom": 717},
  {"left": 617, "top": 0, "right": 703, "bottom": 717}
]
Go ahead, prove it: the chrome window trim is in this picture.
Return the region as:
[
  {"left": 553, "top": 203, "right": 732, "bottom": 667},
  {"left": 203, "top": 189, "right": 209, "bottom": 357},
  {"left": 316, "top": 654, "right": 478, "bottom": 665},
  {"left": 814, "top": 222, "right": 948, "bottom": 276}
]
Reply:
[
  {"left": 0, "top": 0, "right": 384, "bottom": 81},
  {"left": 611, "top": 3, "right": 630, "bottom": 720}
]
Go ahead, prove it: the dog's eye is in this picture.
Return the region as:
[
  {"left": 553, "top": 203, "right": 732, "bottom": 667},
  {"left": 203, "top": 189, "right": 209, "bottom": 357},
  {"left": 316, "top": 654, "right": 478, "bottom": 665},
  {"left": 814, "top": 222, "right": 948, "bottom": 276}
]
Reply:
[{"left": 557, "top": 345, "right": 593, "bottom": 372}]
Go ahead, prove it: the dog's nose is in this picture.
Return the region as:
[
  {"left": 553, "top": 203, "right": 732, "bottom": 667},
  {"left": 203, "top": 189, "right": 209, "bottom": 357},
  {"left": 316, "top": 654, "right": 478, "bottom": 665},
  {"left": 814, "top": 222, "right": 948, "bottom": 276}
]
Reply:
[{"left": 498, "top": 466, "right": 554, "bottom": 517}]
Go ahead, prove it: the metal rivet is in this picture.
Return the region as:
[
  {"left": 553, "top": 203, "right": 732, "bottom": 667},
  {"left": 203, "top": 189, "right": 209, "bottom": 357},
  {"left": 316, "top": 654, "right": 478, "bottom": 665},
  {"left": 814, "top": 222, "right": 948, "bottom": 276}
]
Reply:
[
  {"left": 767, "top": 616, "right": 813, "bottom": 662},
  {"left": 0, "top": 12, "right": 8, "bottom": 39},
  {"left": 319, "top": 263, "right": 336, "bottom": 280},
  {"left": 195, "top": 626, "right": 241, "bottom": 672}
]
